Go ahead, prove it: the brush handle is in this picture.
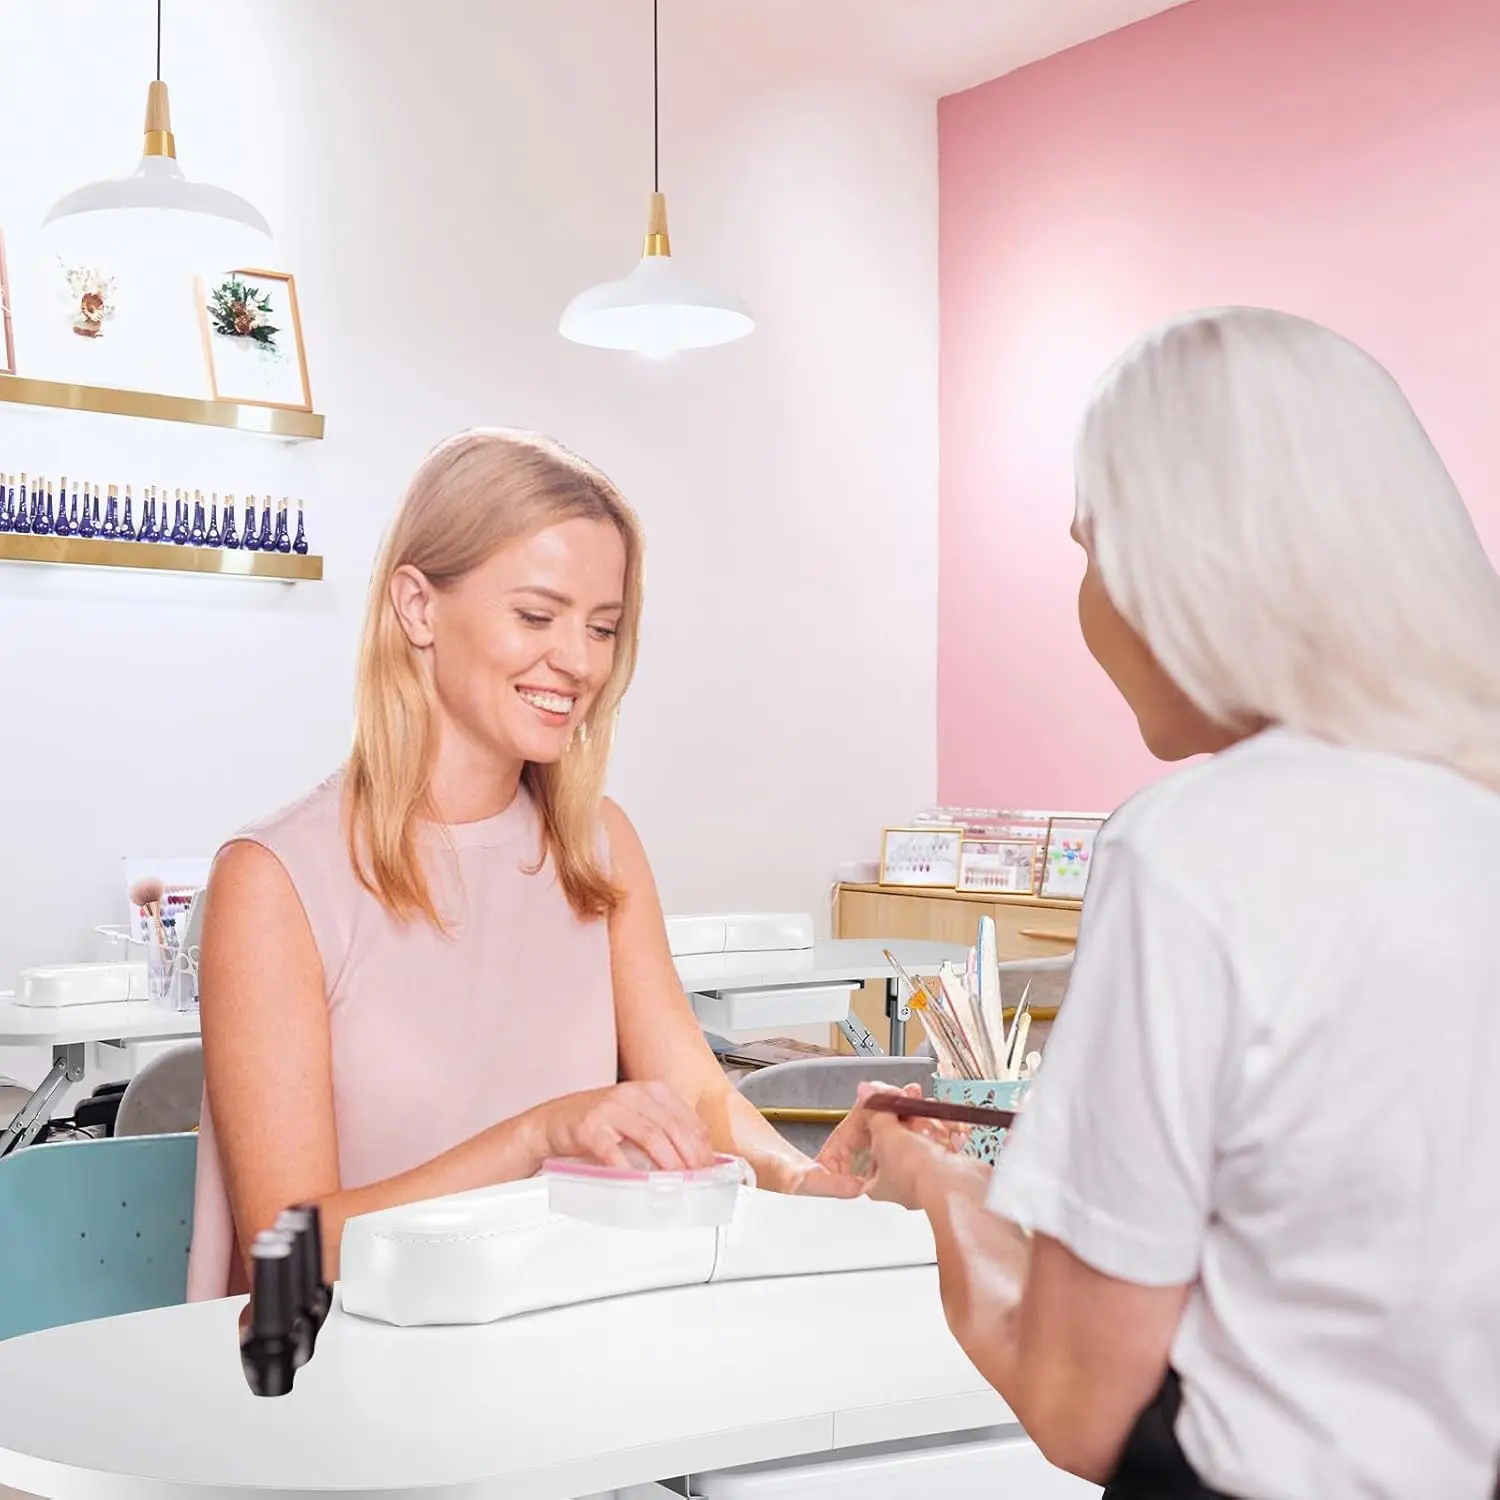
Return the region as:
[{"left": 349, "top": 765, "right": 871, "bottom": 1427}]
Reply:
[{"left": 862, "top": 1092, "right": 1016, "bottom": 1130}]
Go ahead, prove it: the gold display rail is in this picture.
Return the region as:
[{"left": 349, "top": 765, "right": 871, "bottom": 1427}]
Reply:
[
  {"left": 0, "top": 532, "right": 322, "bottom": 582},
  {"left": 0, "top": 374, "right": 325, "bottom": 441},
  {"left": 838, "top": 882, "right": 1082, "bottom": 912}
]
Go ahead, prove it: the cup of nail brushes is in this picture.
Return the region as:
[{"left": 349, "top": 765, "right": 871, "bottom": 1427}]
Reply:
[{"left": 931, "top": 1076, "right": 1029, "bottom": 1165}]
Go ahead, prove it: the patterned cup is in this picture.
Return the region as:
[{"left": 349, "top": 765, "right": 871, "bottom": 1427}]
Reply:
[{"left": 933, "top": 1077, "right": 1030, "bottom": 1164}]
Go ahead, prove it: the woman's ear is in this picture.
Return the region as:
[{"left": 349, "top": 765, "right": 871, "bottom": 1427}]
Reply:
[{"left": 389, "top": 564, "right": 437, "bottom": 649}]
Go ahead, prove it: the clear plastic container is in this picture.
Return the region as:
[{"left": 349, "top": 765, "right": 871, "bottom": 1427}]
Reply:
[{"left": 542, "top": 1152, "right": 752, "bottom": 1231}]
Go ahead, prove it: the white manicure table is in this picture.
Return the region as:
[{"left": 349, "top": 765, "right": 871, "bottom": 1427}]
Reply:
[
  {"left": 0, "top": 1265, "right": 1100, "bottom": 1500},
  {"left": 0, "top": 937, "right": 965, "bottom": 1154}
]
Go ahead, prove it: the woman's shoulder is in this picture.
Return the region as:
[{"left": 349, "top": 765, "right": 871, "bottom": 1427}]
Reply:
[{"left": 225, "top": 768, "right": 349, "bottom": 865}]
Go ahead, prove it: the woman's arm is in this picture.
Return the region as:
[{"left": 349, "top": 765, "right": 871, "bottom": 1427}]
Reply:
[
  {"left": 602, "top": 799, "right": 871, "bottom": 1196},
  {"left": 199, "top": 839, "right": 713, "bottom": 1283},
  {"left": 869, "top": 1120, "right": 1190, "bottom": 1482}
]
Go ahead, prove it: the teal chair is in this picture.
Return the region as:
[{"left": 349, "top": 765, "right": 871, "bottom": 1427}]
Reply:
[{"left": 0, "top": 1132, "right": 198, "bottom": 1341}]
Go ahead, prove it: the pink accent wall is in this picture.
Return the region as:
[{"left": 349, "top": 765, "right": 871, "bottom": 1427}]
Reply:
[{"left": 938, "top": 0, "right": 1500, "bottom": 811}]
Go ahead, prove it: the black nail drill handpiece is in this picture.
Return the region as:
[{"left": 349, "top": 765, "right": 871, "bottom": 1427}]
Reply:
[{"left": 241, "top": 1230, "right": 297, "bottom": 1397}]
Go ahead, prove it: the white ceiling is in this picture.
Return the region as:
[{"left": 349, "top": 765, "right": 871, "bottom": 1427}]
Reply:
[{"left": 715, "top": 0, "right": 1195, "bottom": 98}]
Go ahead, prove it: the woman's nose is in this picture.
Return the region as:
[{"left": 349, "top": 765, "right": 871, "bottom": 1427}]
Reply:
[{"left": 547, "top": 625, "right": 591, "bottom": 678}]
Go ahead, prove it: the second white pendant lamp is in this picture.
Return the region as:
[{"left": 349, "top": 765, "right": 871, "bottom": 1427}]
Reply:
[
  {"left": 560, "top": 0, "right": 753, "bottom": 356},
  {"left": 42, "top": 0, "right": 272, "bottom": 273}
]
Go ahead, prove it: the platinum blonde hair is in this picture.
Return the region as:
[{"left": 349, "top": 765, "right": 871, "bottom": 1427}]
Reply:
[{"left": 1073, "top": 306, "right": 1500, "bottom": 791}]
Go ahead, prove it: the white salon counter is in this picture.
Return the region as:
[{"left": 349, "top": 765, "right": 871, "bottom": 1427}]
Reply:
[{"left": 0, "top": 1266, "right": 1017, "bottom": 1500}]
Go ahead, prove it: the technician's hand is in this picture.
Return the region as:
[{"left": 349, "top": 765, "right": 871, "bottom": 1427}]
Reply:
[
  {"left": 796, "top": 1082, "right": 964, "bottom": 1199},
  {"left": 537, "top": 1081, "right": 716, "bottom": 1173},
  {"left": 863, "top": 1107, "right": 962, "bottom": 1212}
]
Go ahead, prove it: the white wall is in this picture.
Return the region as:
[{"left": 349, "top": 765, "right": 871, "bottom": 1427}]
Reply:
[{"left": 0, "top": 2, "right": 938, "bottom": 1050}]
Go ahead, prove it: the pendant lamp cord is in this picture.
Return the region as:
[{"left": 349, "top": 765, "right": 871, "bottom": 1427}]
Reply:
[
  {"left": 652, "top": 0, "right": 660, "bottom": 192},
  {"left": 155, "top": 0, "right": 162, "bottom": 79}
]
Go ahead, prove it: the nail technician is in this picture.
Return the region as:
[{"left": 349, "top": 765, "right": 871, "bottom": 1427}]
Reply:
[
  {"left": 865, "top": 308, "right": 1500, "bottom": 1500},
  {"left": 189, "top": 428, "right": 892, "bottom": 1299}
]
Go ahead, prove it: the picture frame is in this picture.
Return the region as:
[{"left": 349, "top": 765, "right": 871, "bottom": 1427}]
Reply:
[
  {"left": 1039, "top": 816, "right": 1106, "bottom": 902},
  {"left": 957, "top": 837, "right": 1040, "bottom": 896},
  {"left": 879, "top": 825, "right": 963, "bottom": 888},
  {"left": 0, "top": 229, "right": 15, "bottom": 375},
  {"left": 196, "top": 268, "right": 313, "bottom": 411}
]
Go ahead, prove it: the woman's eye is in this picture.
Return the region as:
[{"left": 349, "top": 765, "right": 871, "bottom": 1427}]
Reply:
[
  {"left": 517, "top": 611, "right": 552, "bottom": 627},
  {"left": 590, "top": 624, "right": 619, "bottom": 641}
]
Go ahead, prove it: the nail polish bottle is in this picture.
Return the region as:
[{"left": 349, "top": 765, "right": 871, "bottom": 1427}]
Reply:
[
  {"left": 292, "top": 501, "right": 308, "bottom": 555},
  {"left": 77, "top": 482, "right": 96, "bottom": 538},
  {"left": 170, "top": 490, "right": 186, "bottom": 545},
  {"left": 273, "top": 498, "right": 291, "bottom": 553},
  {"left": 68, "top": 483, "right": 80, "bottom": 536},
  {"left": 256, "top": 496, "right": 273, "bottom": 551},
  {"left": 121, "top": 486, "right": 136, "bottom": 541},
  {"left": 221, "top": 494, "right": 240, "bottom": 550},
  {"left": 101, "top": 484, "right": 120, "bottom": 539},
  {"left": 34, "top": 477, "right": 54, "bottom": 536},
  {"left": 0, "top": 476, "right": 12, "bottom": 534},
  {"left": 52, "top": 477, "right": 70, "bottom": 537},
  {"left": 206, "top": 493, "right": 221, "bottom": 547},
  {"left": 190, "top": 490, "right": 207, "bottom": 546},
  {"left": 243, "top": 496, "right": 261, "bottom": 552},
  {"left": 13, "top": 474, "right": 30, "bottom": 535},
  {"left": 92, "top": 485, "right": 102, "bottom": 533}
]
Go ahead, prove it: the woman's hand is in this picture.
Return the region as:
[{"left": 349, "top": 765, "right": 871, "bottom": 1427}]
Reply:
[
  {"left": 864, "top": 1106, "right": 972, "bottom": 1210},
  {"left": 786, "top": 1082, "right": 966, "bottom": 1199},
  {"left": 533, "top": 1081, "right": 716, "bottom": 1172}
]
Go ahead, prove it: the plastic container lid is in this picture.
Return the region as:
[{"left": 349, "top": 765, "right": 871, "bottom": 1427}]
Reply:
[{"left": 542, "top": 1152, "right": 751, "bottom": 1231}]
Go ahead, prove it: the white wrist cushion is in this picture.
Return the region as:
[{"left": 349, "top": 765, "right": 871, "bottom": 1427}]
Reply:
[{"left": 338, "top": 1182, "right": 935, "bottom": 1328}]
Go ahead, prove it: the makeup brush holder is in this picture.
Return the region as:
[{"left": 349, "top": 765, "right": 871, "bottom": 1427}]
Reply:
[
  {"left": 146, "top": 925, "right": 199, "bottom": 1012},
  {"left": 933, "top": 1077, "right": 1029, "bottom": 1165}
]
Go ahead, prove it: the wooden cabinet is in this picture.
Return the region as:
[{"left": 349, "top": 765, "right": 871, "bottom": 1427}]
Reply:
[{"left": 831, "top": 884, "right": 1080, "bottom": 1055}]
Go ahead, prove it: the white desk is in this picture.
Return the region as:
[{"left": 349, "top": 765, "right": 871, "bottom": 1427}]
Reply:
[
  {"left": 0, "top": 1266, "right": 1014, "bottom": 1500},
  {"left": 677, "top": 939, "right": 966, "bottom": 1052},
  {"left": 0, "top": 1000, "right": 201, "bottom": 1156}
]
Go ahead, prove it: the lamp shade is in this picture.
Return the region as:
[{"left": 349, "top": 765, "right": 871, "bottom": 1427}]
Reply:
[
  {"left": 560, "top": 191, "right": 753, "bottom": 356},
  {"left": 41, "top": 81, "right": 271, "bottom": 273},
  {"left": 560, "top": 255, "right": 753, "bottom": 355}
]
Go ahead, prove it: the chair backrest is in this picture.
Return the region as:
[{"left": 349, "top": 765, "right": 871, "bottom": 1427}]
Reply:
[
  {"left": 737, "top": 1056, "right": 938, "bottom": 1156},
  {"left": 916, "top": 951, "right": 1074, "bottom": 1060},
  {"left": 0, "top": 1132, "right": 198, "bottom": 1341},
  {"left": 114, "top": 1042, "right": 205, "bottom": 1138}
]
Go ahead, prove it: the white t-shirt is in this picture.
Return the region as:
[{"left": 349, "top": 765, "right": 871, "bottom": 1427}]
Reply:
[{"left": 988, "top": 728, "right": 1500, "bottom": 1500}]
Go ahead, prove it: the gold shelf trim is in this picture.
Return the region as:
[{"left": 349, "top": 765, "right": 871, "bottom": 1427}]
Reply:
[
  {"left": 0, "top": 533, "right": 323, "bottom": 582},
  {"left": 0, "top": 374, "right": 325, "bottom": 441}
]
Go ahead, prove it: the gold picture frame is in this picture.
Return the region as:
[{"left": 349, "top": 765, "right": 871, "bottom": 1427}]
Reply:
[
  {"left": 196, "top": 267, "right": 313, "bottom": 412},
  {"left": 957, "top": 837, "right": 1040, "bottom": 896},
  {"left": 879, "top": 825, "right": 963, "bottom": 888},
  {"left": 0, "top": 229, "right": 16, "bottom": 375}
]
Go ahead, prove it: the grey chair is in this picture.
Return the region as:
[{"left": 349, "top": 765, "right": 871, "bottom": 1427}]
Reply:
[
  {"left": 113, "top": 1042, "right": 205, "bottom": 1139},
  {"left": 736, "top": 1055, "right": 938, "bottom": 1157}
]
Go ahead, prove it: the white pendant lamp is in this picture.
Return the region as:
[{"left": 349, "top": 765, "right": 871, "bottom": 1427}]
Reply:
[
  {"left": 560, "top": 0, "right": 753, "bottom": 356},
  {"left": 42, "top": 1, "right": 272, "bottom": 272}
]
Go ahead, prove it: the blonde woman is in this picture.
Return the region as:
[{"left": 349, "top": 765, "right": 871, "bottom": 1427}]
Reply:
[
  {"left": 865, "top": 309, "right": 1500, "bottom": 1499},
  {"left": 189, "top": 429, "right": 890, "bottom": 1299}
]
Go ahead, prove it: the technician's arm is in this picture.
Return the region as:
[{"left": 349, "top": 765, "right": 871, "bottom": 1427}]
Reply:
[
  {"left": 199, "top": 840, "right": 711, "bottom": 1285},
  {"left": 875, "top": 1124, "right": 1190, "bottom": 1483}
]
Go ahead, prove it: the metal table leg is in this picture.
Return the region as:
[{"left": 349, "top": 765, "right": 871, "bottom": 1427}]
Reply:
[
  {"left": 836, "top": 1016, "right": 885, "bottom": 1056},
  {"left": 0, "top": 1044, "right": 85, "bottom": 1156},
  {"left": 885, "top": 978, "right": 910, "bottom": 1057}
]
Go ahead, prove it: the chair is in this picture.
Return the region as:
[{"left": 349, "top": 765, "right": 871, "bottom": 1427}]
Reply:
[
  {"left": 113, "top": 1042, "right": 205, "bottom": 1138},
  {"left": 737, "top": 1056, "right": 937, "bottom": 1157},
  {"left": 0, "top": 1132, "right": 198, "bottom": 1342}
]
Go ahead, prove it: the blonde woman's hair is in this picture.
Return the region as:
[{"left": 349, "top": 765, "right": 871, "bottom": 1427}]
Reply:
[
  {"left": 1074, "top": 306, "right": 1500, "bottom": 792},
  {"left": 345, "top": 427, "right": 644, "bottom": 926}
]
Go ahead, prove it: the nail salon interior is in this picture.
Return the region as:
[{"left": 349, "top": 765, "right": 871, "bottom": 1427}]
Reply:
[{"left": 4, "top": 2, "right": 1500, "bottom": 1500}]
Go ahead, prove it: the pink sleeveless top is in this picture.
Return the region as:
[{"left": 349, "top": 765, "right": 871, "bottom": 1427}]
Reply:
[{"left": 185, "top": 772, "right": 618, "bottom": 1300}]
